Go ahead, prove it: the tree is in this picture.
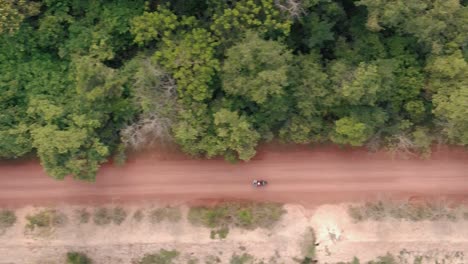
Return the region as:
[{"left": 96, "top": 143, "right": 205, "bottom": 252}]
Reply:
[
  {"left": 426, "top": 50, "right": 468, "bottom": 145},
  {"left": 222, "top": 31, "right": 292, "bottom": 104},
  {"left": 213, "top": 109, "right": 260, "bottom": 161},
  {"left": 154, "top": 28, "right": 220, "bottom": 102},
  {"left": 210, "top": 0, "right": 293, "bottom": 45},
  {"left": 0, "top": 0, "right": 40, "bottom": 34},
  {"left": 328, "top": 61, "right": 383, "bottom": 106},
  {"left": 120, "top": 57, "right": 177, "bottom": 150},
  {"left": 357, "top": 0, "right": 467, "bottom": 54},
  {"left": 331, "top": 117, "right": 372, "bottom": 146}
]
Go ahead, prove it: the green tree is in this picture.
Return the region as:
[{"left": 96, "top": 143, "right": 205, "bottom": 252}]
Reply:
[
  {"left": 213, "top": 109, "right": 260, "bottom": 161},
  {"left": 222, "top": 31, "right": 292, "bottom": 104},
  {"left": 331, "top": 117, "right": 372, "bottom": 146},
  {"left": 0, "top": 0, "right": 40, "bottom": 34}
]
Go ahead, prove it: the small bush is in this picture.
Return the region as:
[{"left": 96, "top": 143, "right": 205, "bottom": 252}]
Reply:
[
  {"left": 230, "top": 253, "right": 254, "bottom": 264},
  {"left": 93, "top": 207, "right": 127, "bottom": 225},
  {"left": 205, "top": 255, "right": 221, "bottom": 264},
  {"left": 133, "top": 210, "right": 144, "bottom": 222},
  {"left": 112, "top": 207, "right": 127, "bottom": 225},
  {"left": 463, "top": 212, "right": 468, "bottom": 221},
  {"left": 0, "top": 210, "right": 17, "bottom": 229},
  {"left": 368, "top": 253, "right": 397, "bottom": 264},
  {"left": 67, "top": 251, "right": 92, "bottom": 264},
  {"left": 150, "top": 207, "right": 182, "bottom": 224},
  {"left": 301, "top": 228, "right": 316, "bottom": 260},
  {"left": 26, "top": 209, "right": 67, "bottom": 230},
  {"left": 93, "top": 208, "right": 112, "bottom": 226},
  {"left": 210, "top": 227, "right": 229, "bottom": 239},
  {"left": 137, "top": 249, "right": 179, "bottom": 264},
  {"left": 75, "top": 209, "right": 90, "bottom": 224}
]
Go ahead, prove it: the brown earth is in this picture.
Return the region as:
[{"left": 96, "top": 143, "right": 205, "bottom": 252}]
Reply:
[{"left": 0, "top": 145, "right": 467, "bottom": 208}]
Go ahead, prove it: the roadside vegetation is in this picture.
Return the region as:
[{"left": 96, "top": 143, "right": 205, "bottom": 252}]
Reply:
[
  {"left": 74, "top": 209, "right": 91, "bottom": 224},
  {"left": 188, "top": 202, "right": 284, "bottom": 239},
  {"left": 25, "top": 209, "right": 67, "bottom": 231},
  {"left": 66, "top": 252, "right": 92, "bottom": 264},
  {"left": 296, "top": 228, "right": 317, "bottom": 264},
  {"left": 189, "top": 203, "right": 285, "bottom": 229},
  {"left": 149, "top": 207, "right": 182, "bottom": 224},
  {"left": 0, "top": 209, "right": 16, "bottom": 232},
  {"left": 349, "top": 201, "right": 467, "bottom": 222},
  {"left": 230, "top": 253, "right": 254, "bottom": 264},
  {"left": 93, "top": 207, "right": 127, "bottom": 226},
  {"left": 136, "top": 249, "right": 179, "bottom": 264}
]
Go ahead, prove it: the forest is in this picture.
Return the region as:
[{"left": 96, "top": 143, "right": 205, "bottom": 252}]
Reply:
[{"left": 0, "top": 0, "right": 467, "bottom": 180}]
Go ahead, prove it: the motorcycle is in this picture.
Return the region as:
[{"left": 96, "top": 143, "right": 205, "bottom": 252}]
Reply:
[{"left": 252, "top": 179, "right": 268, "bottom": 187}]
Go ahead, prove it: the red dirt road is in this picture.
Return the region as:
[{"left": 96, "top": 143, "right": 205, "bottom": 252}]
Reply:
[{"left": 0, "top": 145, "right": 467, "bottom": 207}]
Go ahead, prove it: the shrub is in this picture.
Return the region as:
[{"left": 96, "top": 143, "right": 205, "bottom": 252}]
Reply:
[
  {"left": 137, "top": 249, "right": 179, "bottom": 264},
  {"left": 230, "top": 253, "right": 254, "bottom": 264},
  {"left": 26, "top": 209, "right": 67, "bottom": 230},
  {"left": 93, "top": 207, "right": 127, "bottom": 225},
  {"left": 210, "top": 227, "right": 229, "bottom": 239},
  {"left": 188, "top": 202, "right": 284, "bottom": 230},
  {"left": 112, "top": 207, "right": 127, "bottom": 225},
  {"left": 66, "top": 252, "right": 92, "bottom": 264},
  {"left": 205, "top": 255, "right": 221, "bottom": 264},
  {"left": 75, "top": 209, "right": 90, "bottom": 224},
  {"left": 0, "top": 210, "right": 16, "bottom": 229},
  {"left": 93, "top": 208, "right": 112, "bottom": 226},
  {"left": 150, "top": 207, "right": 182, "bottom": 224},
  {"left": 133, "top": 210, "right": 144, "bottom": 222}
]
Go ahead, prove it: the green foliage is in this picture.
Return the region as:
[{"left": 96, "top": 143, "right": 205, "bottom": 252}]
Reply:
[
  {"left": 331, "top": 117, "right": 372, "bottom": 146},
  {"left": 0, "top": 0, "right": 466, "bottom": 178},
  {"left": 154, "top": 28, "right": 219, "bottom": 102},
  {"left": 222, "top": 31, "right": 292, "bottom": 104},
  {"left": 66, "top": 252, "right": 92, "bottom": 264},
  {"left": 210, "top": 227, "right": 230, "bottom": 239},
  {"left": 137, "top": 249, "right": 179, "bottom": 264},
  {"left": 0, "top": 0, "right": 40, "bottom": 34},
  {"left": 210, "top": 0, "right": 293, "bottom": 44}
]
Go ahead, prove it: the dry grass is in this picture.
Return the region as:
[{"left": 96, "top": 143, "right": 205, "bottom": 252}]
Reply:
[
  {"left": 0, "top": 210, "right": 16, "bottom": 230},
  {"left": 25, "top": 209, "right": 67, "bottom": 231},
  {"left": 136, "top": 249, "right": 179, "bottom": 264},
  {"left": 93, "top": 207, "right": 127, "bottom": 226},
  {"left": 149, "top": 207, "right": 182, "bottom": 224},
  {"left": 74, "top": 209, "right": 90, "bottom": 224},
  {"left": 188, "top": 202, "right": 285, "bottom": 230},
  {"left": 348, "top": 200, "right": 465, "bottom": 222}
]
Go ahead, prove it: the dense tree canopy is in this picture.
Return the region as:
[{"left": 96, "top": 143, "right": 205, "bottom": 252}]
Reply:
[{"left": 0, "top": 0, "right": 466, "bottom": 180}]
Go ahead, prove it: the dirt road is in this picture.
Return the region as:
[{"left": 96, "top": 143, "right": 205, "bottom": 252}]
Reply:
[{"left": 0, "top": 145, "right": 467, "bottom": 207}]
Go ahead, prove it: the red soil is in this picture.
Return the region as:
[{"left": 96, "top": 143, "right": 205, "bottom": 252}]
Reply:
[{"left": 0, "top": 145, "right": 467, "bottom": 208}]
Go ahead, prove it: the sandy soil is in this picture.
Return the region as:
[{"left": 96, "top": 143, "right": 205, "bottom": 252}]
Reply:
[
  {"left": 0, "top": 203, "right": 467, "bottom": 264},
  {"left": 0, "top": 145, "right": 467, "bottom": 208}
]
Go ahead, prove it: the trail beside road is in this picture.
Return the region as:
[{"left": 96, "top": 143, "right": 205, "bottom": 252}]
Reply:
[{"left": 0, "top": 145, "right": 467, "bottom": 207}]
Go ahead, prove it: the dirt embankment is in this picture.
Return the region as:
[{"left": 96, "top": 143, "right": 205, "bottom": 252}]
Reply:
[{"left": 0, "top": 145, "right": 467, "bottom": 207}]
